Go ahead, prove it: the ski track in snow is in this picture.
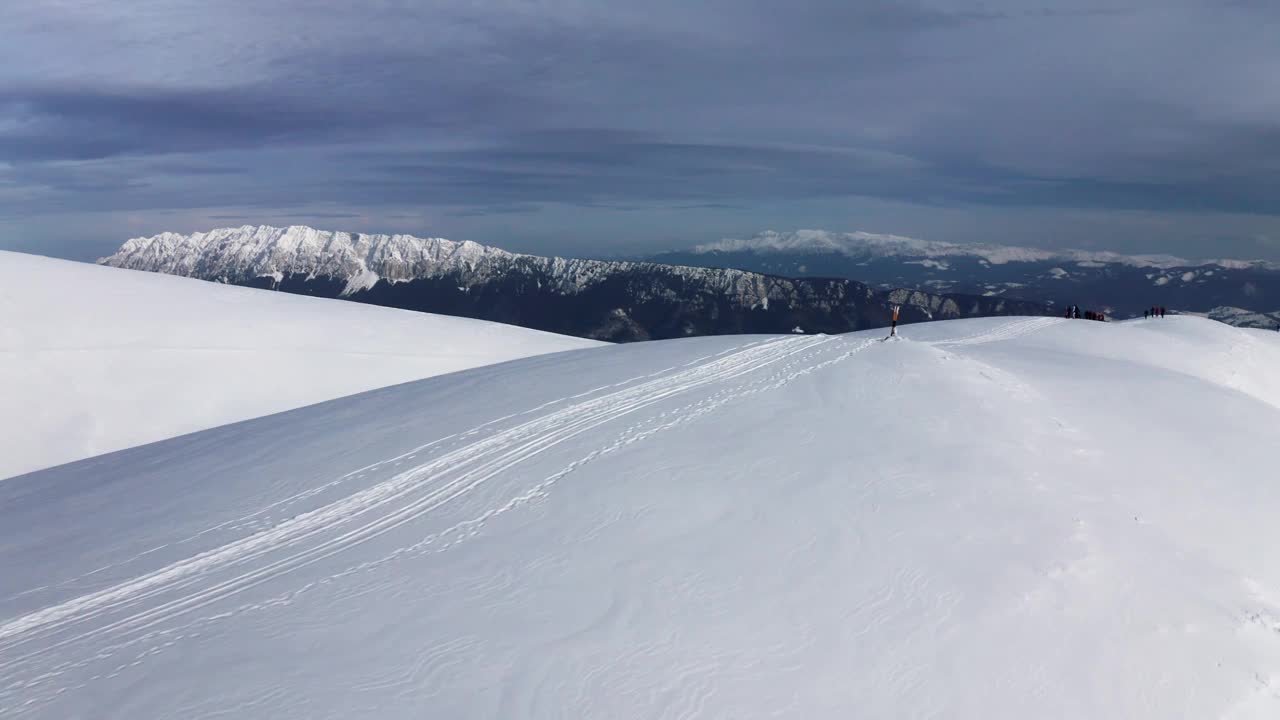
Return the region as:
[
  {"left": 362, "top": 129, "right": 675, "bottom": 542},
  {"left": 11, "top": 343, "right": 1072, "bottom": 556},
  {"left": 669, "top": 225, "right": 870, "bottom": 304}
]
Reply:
[
  {"left": 0, "top": 250, "right": 601, "bottom": 481},
  {"left": 15, "top": 340, "right": 770, "bottom": 604},
  {"left": 5, "top": 316, "right": 1224, "bottom": 717},
  {"left": 0, "top": 328, "right": 912, "bottom": 713},
  {"left": 9, "top": 334, "right": 886, "bottom": 712},
  {"left": 929, "top": 316, "right": 1064, "bottom": 347}
]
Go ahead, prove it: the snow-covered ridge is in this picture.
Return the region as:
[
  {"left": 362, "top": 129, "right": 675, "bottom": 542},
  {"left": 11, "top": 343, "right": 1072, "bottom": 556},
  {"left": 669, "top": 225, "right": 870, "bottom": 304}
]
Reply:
[
  {"left": 104, "top": 225, "right": 520, "bottom": 295},
  {"left": 2, "top": 250, "right": 600, "bottom": 479},
  {"left": 98, "top": 225, "right": 1057, "bottom": 340},
  {"left": 102, "top": 225, "right": 799, "bottom": 301},
  {"left": 695, "top": 229, "right": 1280, "bottom": 270}
]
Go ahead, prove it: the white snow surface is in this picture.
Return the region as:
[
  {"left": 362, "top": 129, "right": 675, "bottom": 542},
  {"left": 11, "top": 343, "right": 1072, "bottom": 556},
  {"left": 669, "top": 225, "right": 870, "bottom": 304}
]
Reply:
[
  {"left": 696, "top": 229, "right": 1280, "bottom": 270},
  {"left": 102, "top": 225, "right": 519, "bottom": 295},
  {"left": 3, "top": 316, "right": 1280, "bottom": 719},
  {"left": 0, "top": 251, "right": 601, "bottom": 479}
]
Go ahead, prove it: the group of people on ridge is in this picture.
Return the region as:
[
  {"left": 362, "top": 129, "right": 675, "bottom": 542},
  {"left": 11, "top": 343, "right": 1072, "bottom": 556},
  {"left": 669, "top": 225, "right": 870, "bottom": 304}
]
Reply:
[
  {"left": 1063, "top": 305, "right": 1173, "bottom": 321},
  {"left": 1064, "top": 305, "right": 1105, "bottom": 321}
]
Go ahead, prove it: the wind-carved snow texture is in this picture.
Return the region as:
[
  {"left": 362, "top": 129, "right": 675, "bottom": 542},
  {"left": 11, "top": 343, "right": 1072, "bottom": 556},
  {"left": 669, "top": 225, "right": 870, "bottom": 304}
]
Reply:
[{"left": 3, "top": 316, "right": 1280, "bottom": 718}]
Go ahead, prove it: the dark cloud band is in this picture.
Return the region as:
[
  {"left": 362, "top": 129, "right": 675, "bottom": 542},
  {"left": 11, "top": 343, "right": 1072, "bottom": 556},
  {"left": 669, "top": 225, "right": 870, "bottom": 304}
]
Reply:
[{"left": 2, "top": 0, "right": 1279, "bottom": 260}]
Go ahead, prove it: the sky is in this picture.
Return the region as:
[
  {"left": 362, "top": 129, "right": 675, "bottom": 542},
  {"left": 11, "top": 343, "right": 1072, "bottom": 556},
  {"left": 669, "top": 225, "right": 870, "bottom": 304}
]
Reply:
[{"left": 2, "top": 0, "right": 1280, "bottom": 262}]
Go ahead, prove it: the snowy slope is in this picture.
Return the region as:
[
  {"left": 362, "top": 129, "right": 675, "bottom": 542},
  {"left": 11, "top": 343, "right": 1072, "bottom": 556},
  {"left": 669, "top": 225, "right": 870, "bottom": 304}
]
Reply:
[
  {"left": 3, "top": 316, "right": 1280, "bottom": 719},
  {"left": 0, "top": 251, "right": 601, "bottom": 479}
]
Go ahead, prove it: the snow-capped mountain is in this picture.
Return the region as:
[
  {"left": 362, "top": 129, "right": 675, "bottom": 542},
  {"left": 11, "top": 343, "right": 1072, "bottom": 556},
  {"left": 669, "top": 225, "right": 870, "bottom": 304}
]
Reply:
[
  {"left": 4, "top": 316, "right": 1280, "bottom": 718},
  {"left": 651, "top": 230, "right": 1280, "bottom": 317},
  {"left": 688, "top": 229, "right": 1273, "bottom": 269},
  {"left": 100, "top": 226, "right": 1053, "bottom": 341},
  {"left": 1194, "top": 306, "right": 1280, "bottom": 331},
  {"left": 0, "top": 250, "right": 599, "bottom": 479}
]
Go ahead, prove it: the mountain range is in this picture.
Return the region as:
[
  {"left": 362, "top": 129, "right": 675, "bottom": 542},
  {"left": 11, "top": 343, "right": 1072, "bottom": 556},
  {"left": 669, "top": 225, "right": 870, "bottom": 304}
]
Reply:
[
  {"left": 100, "top": 226, "right": 1052, "bottom": 342},
  {"left": 1198, "top": 306, "right": 1280, "bottom": 331},
  {"left": 650, "top": 230, "right": 1280, "bottom": 318}
]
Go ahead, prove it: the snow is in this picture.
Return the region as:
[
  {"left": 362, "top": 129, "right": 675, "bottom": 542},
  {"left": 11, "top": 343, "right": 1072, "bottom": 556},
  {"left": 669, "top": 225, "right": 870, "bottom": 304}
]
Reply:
[
  {"left": 101, "top": 225, "right": 800, "bottom": 309},
  {"left": 101, "top": 225, "right": 521, "bottom": 287},
  {"left": 1200, "top": 306, "right": 1280, "bottom": 330},
  {"left": 3, "top": 315, "right": 1279, "bottom": 718},
  {"left": 904, "top": 258, "right": 951, "bottom": 270},
  {"left": 697, "top": 229, "right": 1066, "bottom": 265},
  {"left": 0, "top": 251, "right": 601, "bottom": 479},
  {"left": 341, "top": 268, "right": 381, "bottom": 296},
  {"left": 694, "top": 229, "right": 1280, "bottom": 271}
]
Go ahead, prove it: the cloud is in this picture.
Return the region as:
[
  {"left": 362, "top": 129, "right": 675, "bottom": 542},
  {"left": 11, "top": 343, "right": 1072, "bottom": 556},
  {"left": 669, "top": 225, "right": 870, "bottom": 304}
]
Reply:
[
  {"left": 206, "top": 211, "right": 362, "bottom": 220},
  {"left": 2, "top": 0, "right": 1280, "bottom": 260}
]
